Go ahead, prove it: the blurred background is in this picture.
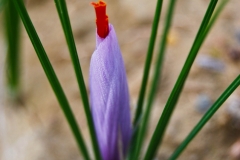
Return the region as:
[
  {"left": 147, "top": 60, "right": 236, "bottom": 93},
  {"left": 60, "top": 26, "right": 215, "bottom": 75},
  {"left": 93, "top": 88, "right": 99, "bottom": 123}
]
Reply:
[{"left": 0, "top": 0, "right": 239, "bottom": 159}]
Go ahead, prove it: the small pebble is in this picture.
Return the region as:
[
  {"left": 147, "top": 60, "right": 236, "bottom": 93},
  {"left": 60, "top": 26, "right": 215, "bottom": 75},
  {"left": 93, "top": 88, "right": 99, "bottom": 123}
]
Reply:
[
  {"left": 229, "top": 139, "right": 240, "bottom": 160},
  {"left": 227, "top": 97, "right": 240, "bottom": 119},
  {"left": 228, "top": 49, "right": 240, "bottom": 62},
  {"left": 226, "top": 96, "right": 240, "bottom": 128},
  {"left": 196, "top": 55, "right": 225, "bottom": 72},
  {"left": 236, "top": 30, "right": 240, "bottom": 44},
  {"left": 195, "top": 94, "right": 212, "bottom": 113}
]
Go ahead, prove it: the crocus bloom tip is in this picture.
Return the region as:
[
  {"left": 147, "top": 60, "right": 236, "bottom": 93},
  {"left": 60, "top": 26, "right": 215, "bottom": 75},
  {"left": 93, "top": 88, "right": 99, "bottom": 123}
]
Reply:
[{"left": 92, "top": 0, "right": 109, "bottom": 38}]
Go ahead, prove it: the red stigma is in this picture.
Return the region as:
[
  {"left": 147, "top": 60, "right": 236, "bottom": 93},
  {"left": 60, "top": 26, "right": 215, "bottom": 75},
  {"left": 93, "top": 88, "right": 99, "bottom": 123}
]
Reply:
[{"left": 92, "top": 1, "right": 109, "bottom": 38}]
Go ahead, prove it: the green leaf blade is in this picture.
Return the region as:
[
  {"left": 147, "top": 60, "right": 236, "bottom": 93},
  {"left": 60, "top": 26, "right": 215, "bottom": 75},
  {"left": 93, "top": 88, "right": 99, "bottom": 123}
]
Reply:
[
  {"left": 169, "top": 75, "right": 240, "bottom": 160},
  {"left": 53, "top": 1, "right": 102, "bottom": 159},
  {"left": 131, "top": 0, "right": 177, "bottom": 159},
  {"left": 10, "top": 0, "right": 91, "bottom": 159},
  {"left": 4, "top": 0, "right": 21, "bottom": 99},
  {"left": 144, "top": 0, "right": 219, "bottom": 159},
  {"left": 133, "top": 0, "right": 164, "bottom": 127}
]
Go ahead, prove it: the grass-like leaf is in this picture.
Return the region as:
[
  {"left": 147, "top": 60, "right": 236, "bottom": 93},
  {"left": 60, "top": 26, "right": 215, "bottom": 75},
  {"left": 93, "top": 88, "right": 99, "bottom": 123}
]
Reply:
[
  {"left": 169, "top": 75, "right": 240, "bottom": 160},
  {"left": 131, "top": 0, "right": 177, "bottom": 159},
  {"left": 129, "top": 0, "right": 163, "bottom": 159},
  {"left": 204, "top": 0, "right": 229, "bottom": 37},
  {"left": 144, "top": 0, "right": 218, "bottom": 159},
  {"left": 10, "top": 0, "right": 91, "bottom": 159},
  {"left": 133, "top": 0, "right": 163, "bottom": 127},
  {"left": 0, "top": 0, "right": 6, "bottom": 11},
  {"left": 54, "top": 0, "right": 102, "bottom": 159},
  {"left": 4, "top": 0, "right": 21, "bottom": 99}
]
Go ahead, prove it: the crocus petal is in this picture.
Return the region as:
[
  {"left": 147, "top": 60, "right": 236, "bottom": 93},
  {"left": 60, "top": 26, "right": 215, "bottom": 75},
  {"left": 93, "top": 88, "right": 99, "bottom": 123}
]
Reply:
[{"left": 90, "top": 24, "right": 132, "bottom": 160}]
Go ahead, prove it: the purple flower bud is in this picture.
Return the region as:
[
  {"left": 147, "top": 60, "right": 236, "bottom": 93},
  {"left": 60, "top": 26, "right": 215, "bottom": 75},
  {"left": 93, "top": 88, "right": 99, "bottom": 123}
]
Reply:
[{"left": 89, "top": 24, "right": 132, "bottom": 160}]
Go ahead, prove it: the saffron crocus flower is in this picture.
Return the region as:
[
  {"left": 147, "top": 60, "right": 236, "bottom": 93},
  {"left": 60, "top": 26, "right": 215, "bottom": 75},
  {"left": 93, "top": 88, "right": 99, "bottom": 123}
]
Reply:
[{"left": 90, "top": 1, "right": 132, "bottom": 160}]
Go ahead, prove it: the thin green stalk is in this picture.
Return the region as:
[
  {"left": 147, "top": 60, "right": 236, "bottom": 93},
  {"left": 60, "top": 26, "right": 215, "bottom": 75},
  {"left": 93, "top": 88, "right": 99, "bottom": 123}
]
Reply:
[
  {"left": 54, "top": 1, "right": 102, "bottom": 159},
  {"left": 129, "top": 0, "right": 163, "bottom": 158},
  {"left": 170, "top": 75, "right": 240, "bottom": 160},
  {"left": 4, "top": 0, "right": 21, "bottom": 99},
  {"left": 144, "top": 1, "right": 218, "bottom": 159},
  {"left": 0, "top": 0, "right": 6, "bottom": 11},
  {"left": 10, "top": 0, "right": 90, "bottom": 159},
  {"left": 204, "top": 0, "right": 229, "bottom": 36},
  {"left": 133, "top": 0, "right": 164, "bottom": 127},
  {"left": 131, "top": 0, "right": 177, "bottom": 159}
]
